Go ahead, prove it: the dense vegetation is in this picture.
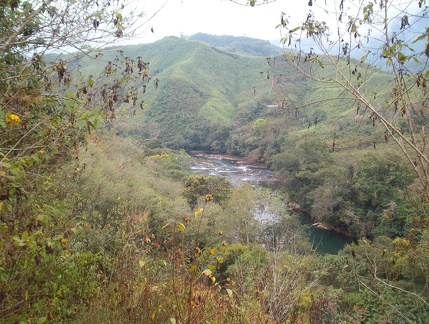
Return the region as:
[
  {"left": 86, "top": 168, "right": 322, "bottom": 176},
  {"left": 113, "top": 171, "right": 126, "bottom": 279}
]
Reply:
[
  {"left": 1, "top": 0, "right": 429, "bottom": 323},
  {"left": 73, "top": 35, "right": 425, "bottom": 241}
]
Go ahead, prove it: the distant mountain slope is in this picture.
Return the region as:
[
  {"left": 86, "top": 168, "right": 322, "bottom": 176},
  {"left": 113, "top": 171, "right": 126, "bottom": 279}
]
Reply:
[
  {"left": 132, "top": 36, "right": 284, "bottom": 149},
  {"left": 188, "top": 33, "right": 283, "bottom": 57},
  {"left": 54, "top": 34, "right": 391, "bottom": 154}
]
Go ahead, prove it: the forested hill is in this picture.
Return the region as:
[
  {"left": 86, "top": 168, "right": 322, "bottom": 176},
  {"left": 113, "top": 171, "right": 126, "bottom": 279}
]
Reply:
[
  {"left": 4, "top": 0, "right": 429, "bottom": 321},
  {"left": 89, "top": 34, "right": 388, "bottom": 155},
  {"left": 101, "top": 34, "right": 416, "bottom": 242},
  {"left": 131, "top": 35, "right": 289, "bottom": 149},
  {"left": 64, "top": 34, "right": 416, "bottom": 240},
  {"left": 65, "top": 34, "right": 294, "bottom": 150},
  {"left": 188, "top": 33, "right": 283, "bottom": 57}
]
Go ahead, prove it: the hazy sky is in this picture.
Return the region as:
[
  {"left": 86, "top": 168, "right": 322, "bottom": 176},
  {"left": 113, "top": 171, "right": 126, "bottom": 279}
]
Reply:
[
  {"left": 129, "top": 0, "right": 426, "bottom": 61},
  {"left": 134, "top": 0, "right": 311, "bottom": 44}
]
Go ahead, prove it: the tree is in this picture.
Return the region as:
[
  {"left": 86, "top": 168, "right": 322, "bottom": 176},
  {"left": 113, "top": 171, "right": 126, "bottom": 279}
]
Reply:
[
  {"left": 0, "top": 0, "right": 143, "bottom": 55},
  {"left": 222, "top": 184, "right": 259, "bottom": 244},
  {"left": 0, "top": 1, "right": 157, "bottom": 321},
  {"left": 183, "top": 174, "right": 231, "bottom": 208},
  {"left": 275, "top": 0, "right": 429, "bottom": 200}
]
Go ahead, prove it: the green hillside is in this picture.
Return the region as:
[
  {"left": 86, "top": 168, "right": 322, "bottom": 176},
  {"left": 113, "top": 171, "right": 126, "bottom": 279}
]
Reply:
[
  {"left": 188, "top": 33, "right": 283, "bottom": 57},
  {"left": 4, "top": 1, "right": 429, "bottom": 322},
  {"left": 138, "top": 37, "right": 283, "bottom": 149},
  {"left": 59, "top": 35, "right": 392, "bottom": 154},
  {"left": 55, "top": 35, "right": 284, "bottom": 149},
  {"left": 57, "top": 34, "right": 416, "bottom": 239}
]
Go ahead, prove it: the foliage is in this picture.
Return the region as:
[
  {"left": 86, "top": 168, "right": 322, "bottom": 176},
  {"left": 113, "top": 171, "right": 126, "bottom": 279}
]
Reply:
[
  {"left": 2, "top": 0, "right": 429, "bottom": 321},
  {"left": 183, "top": 174, "right": 231, "bottom": 209},
  {"left": 272, "top": 133, "right": 417, "bottom": 238},
  {"left": 278, "top": 0, "right": 429, "bottom": 199},
  {"left": 0, "top": 0, "right": 153, "bottom": 321},
  {"left": 315, "top": 235, "right": 429, "bottom": 323},
  {"left": 221, "top": 184, "right": 259, "bottom": 244}
]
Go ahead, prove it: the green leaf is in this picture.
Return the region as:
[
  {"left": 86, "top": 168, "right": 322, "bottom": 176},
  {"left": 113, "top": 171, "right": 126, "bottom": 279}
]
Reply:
[
  {"left": 85, "top": 13, "right": 102, "bottom": 22},
  {"left": 226, "top": 288, "right": 233, "bottom": 298},
  {"left": 115, "top": 12, "right": 123, "bottom": 22},
  {"left": 37, "top": 317, "right": 47, "bottom": 324},
  {"left": 413, "top": 34, "right": 427, "bottom": 43},
  {"left": 194, "top": 208, "right": 203, "bottom": 218},
  {"left": 22, "top": 231, "right": 29, "bottom": 240},
  {"left": 398, "top": 52, "right": 407, "bottom": 64},
  {"left": 88, "top": 76, "right": 95, "bottom": 87},
  {"left": 10, "top": 167, "right": 23, "bottom": 177},
  {"left": 169, "top": 318, "right": 176, "bottom": 324},
  {"left": 1, "top": 162, "right": 11, "bottom": 169},
  {"left": 77, "top": 119, "right": 87, "bottom": 130}
]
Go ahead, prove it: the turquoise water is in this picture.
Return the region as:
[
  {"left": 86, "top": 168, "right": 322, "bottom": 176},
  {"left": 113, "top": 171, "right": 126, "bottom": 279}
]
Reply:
[
  {"left": 309, "top": 225, "right": 354, "bottom": 254},
  {"left": 295, "top": 213, "right": 354, "bottom": 254}
]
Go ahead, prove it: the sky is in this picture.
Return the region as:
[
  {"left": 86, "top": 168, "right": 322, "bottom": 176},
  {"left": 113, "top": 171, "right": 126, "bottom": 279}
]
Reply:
[
  {"left": 132, "top": 0, "right": 311, "bottom": 45},
  {"left": 125, "top": 0, "right": 427, "bottom": 65}
]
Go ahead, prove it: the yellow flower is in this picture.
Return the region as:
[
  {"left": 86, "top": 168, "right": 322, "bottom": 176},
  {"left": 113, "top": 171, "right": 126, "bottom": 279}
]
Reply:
[
  {"left": 205, "top": 194, "right": 213, "bottom": 202},
  {"left": 2, "top": 157, "right": 9, "bottom": 162},
  {"left": 5, "top": 113, "right": 20, "bottom": 125},
  {"left": 39, "top": 150, "right": 44, "bottom": 154}
]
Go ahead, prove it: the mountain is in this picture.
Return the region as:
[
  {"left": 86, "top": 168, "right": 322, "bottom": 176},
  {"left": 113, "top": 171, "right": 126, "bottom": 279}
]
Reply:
[
  {"left": 133, "top": 35, "right": 287, "bottom": 149},
  {"left": 56, "top": 34, "right": 390, "bottom": 155},
  {"left": 188, "top": 33, "right": 283, "bottom": 57},
  {"left": 93, "top": 35, "right": 298, "bottom": 150},
  {"left": 125, "top": 35, "right": 389, "bottom": 153},
  {"left": 52, "top": 33, "right": 411, "bottom": 239}
]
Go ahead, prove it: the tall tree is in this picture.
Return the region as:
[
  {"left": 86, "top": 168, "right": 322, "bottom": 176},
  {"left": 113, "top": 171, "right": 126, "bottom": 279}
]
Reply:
[
  {"left": 275, "top": 0, "right": 429, "bottom": 200},
  {"left": 0, "top": 1, "right": 156, "bottom": 321}
]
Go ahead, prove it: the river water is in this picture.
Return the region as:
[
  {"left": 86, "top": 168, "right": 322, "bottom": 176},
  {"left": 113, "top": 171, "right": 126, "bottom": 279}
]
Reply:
[
  {"left": 190, "top": 152, "right": 279, "bottom": 187},
  {"left": 190, "top": 152, "right": 353, "bottom": 254}
]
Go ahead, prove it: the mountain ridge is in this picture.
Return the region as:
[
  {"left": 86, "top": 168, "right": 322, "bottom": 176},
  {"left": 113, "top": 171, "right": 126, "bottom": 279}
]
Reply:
[{"left": 57, "top": 33, "right": 390, "bottom": 155}]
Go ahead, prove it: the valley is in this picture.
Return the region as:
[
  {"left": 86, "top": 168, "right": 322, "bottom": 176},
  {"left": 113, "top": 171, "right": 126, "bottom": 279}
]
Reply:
[{"left": 2, "top": 12, "right": 429, "bottom": 320}]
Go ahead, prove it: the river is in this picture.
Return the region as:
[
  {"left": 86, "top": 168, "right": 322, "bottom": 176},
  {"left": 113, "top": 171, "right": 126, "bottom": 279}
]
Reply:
[
  {"left": 190, "top": 152, "right": 279, "bottom": 187},
  {"left": 190, "top": 152, "right": 353, "bottom": 254}
]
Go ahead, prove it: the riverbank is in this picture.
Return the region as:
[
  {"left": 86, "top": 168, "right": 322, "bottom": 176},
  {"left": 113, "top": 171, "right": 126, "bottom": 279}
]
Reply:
[
  {"left": 189, "top": 151, "right": 280, "bottom": 187},
  {"left": 292, "top": 206, "right": 356, "bottom": 239},
  {"left": 189, "top": 150, "right": 268, "bottom": 169}
]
